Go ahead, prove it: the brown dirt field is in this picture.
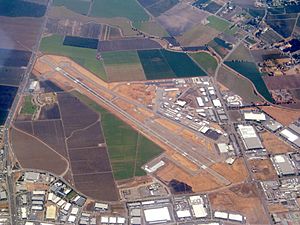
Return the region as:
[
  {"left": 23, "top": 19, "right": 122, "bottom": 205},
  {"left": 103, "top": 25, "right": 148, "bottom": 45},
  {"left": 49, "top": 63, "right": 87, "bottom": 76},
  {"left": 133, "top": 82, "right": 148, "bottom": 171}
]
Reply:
[
  {"left": 25, "top": 183, "right": 49, "bottom": 192},
  {"left": 248, "top": 159, "right": 277, "bottom": 181},
  {"left": 156, "top": 162, "right": 222, "bottom": 192},
  {"left": 117, "top": 176, "right": 153, "bottom": 188},
  {"left": 154, "top": 118, "right": 183, "bottom": 134},
  {"left": 268, "top": 203, "right": 289, "bottom": 214},
  {"left": 10, "top": 127, "right": 68, "bottom": 176},
  {"left": 261, "top": 131, "right": 295, "bottom": 154},
  {"left": 209, "top": 183, "right": 270, "bottom": 224},
  {"left": 259, "top": 106, "right": 300, "bottom": 126},
  {"left": 113, "top": 83, "right": 156, "bottom": 106},
  {"left": 210, "top": 158, "right": 248, "bottom": 183}
]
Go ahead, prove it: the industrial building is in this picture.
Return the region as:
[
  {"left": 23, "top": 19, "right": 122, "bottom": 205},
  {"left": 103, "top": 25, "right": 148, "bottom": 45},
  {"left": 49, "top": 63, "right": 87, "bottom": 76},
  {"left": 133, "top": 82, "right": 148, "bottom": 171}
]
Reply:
[
  {"left": 280, "top": 128, "right": 300, "bottom": 148},
  {"left": 237, "top": 125, "right": 263, "bottom": 150},
  {"left": 243, "top": 111, "right": 266, "bottom": 122},
  {"left": 271, "top": 155, "right": 296, "bottom": 177},
  {"left": 144, "top": 207, "right": 171, "bottom": 223}
]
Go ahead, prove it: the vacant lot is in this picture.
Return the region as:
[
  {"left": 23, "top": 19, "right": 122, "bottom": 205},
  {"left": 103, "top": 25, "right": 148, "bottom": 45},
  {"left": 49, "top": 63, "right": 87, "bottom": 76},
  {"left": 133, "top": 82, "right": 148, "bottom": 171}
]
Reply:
[
  {"left": 40, "top": 35, "right": 107, "bottom": 81},
  {"left": 263, "top": 75, "right": 300, "bottom": 90},
  {"left": 72, "top": 92, "right": 163, "bottom": 180},
  {"left": 261, "top": 131, "right": 295, "bottom": 154},
  {"left": 217, "top": 66, "right": 263, "bottom": 103},
  {"left": 157, "top": 2, "right": 208, "bottom": 36},
  {"left": 53, "top": 0, "right": 90, "bottom": 15},
  {"left": 90, "top": 0, "right": 149, "bottom": 25},
  {"left": 248, "top": 158, "right": 277, "bottom": 181},
  {"left": 98, "top": 38, "right": 161, "bottom": 52},
  {"left": 102, "top": 50, "right": 146, "bottom": 81},
  {"left": 189, "top": 52, "right": 218, "bottom": 75},
  {"left": 259, "top": 106, "right": 300, "bottom": 126},
  {"left": 209, "top": 183, "right": 269, "bottom": 224}
]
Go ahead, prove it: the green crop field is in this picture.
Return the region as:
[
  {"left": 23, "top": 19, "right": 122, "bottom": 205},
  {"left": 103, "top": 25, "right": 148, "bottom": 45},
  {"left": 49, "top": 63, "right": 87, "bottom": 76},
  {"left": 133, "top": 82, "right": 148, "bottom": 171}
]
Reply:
[
  {"left": 91, "top": 0, "right": 149, "bottom": 25},
  {"left": 207, "top": 15, "right": 231, "bottom": 32},
  {"left": 134, "top": 21, "right": 169, "bottom": 37},
  {"left": 72, "top": 92, "right": 163, "bottom": 180},
  {"left": 53, "top": 0, "right": 90, "bottom": 15},
  {"left": 161, "top": 49, "right": 207, "bottom": 77},
  {"left": 224, "top": 61, "right": 274, "bottom": 103},
  {"left": 40, "top": 35, "right": 107, "bottom": 81},
  {"left": 101, "top": 50, "right": 146, "bottom": 81},
  {"left": 20, "top": 96, "right": 37, "bottom": 115},
  {"left": 189, "top": 52, "right": 218, "bottom": 75},
  {"left": 138, "top": 49, "right": 206, "bottom": 79},
  {"left": 217, "top": 66, "right": 263, "bottom": 103},
  {"left": 137, "top": 49, "right": 175, "bottom": 80}
]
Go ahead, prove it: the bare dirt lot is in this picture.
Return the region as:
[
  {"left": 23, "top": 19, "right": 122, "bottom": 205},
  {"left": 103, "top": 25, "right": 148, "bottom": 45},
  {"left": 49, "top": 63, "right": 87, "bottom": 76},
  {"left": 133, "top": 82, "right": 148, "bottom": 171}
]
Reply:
[
  {"left": 248, "top": 158, "right": 278, "bottom": 181},
  {"left": 209, "top": 183, "right": 270, "bottom": 224},
  {"left": 259, "top": 106, "right": 300, "bottom": 125},
  {"left": 261, "top": 131, "right": 295, "bottom": 154}
]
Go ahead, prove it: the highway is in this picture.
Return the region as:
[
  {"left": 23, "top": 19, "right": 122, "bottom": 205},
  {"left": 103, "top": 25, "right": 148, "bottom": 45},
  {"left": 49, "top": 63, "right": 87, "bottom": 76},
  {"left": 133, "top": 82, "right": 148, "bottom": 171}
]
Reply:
[
  {"left": 40, "top": 56, "right": 231, "bottom": 186},
  {"left": 3, "top": 1, "right": 52, "bottom": 223}
]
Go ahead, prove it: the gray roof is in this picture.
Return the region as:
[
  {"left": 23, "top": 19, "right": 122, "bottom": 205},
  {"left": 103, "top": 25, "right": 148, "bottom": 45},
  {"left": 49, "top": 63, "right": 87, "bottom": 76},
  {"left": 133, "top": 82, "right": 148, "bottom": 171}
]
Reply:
[{"left": 243, "top": 137, "right": 264, "bottom": 150}]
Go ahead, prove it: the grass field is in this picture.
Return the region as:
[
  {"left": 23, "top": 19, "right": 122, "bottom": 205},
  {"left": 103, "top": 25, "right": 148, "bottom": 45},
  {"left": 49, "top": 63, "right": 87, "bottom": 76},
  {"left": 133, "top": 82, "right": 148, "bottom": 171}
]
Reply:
[
  {"left": 20, "top": 96, "right": 37, "bottom": 115},
  {"left": 101, "top": 50, "right": 146, "bottom": 81},
  {"left": 177, "top": 24, "right": 220, "bottom": 46},
  {"left": 227, "top": 43, "right": 254, "bottom": 62},
  {"left": 224, "top": 61, "right": 274, "bottom": 102},
  {"left": 90, "top": 0, "right": 149, "bottom": 25},
  {"left": 189, "top": 52, "right": 218, "bottom": 75},
  {"left": 72, "top": 92, "right": 163, "bottom": 180},
  {"left": 217, "top": 66, "right": 263, "bottom": 103},
  {"left": 143, "top": 0, "right": 179, "bottom": 17},
  {"left": 207, "top": 15, "right": 231, "bottom": 32},
  {"left": 40, "top": 35, "right": 107, "bottom": 81},
  {"left": 53, "top": 0, "right": 90, "bottom": 15},
  {"left": 134, "top": 21, "right": 169, "bottom": 37}
]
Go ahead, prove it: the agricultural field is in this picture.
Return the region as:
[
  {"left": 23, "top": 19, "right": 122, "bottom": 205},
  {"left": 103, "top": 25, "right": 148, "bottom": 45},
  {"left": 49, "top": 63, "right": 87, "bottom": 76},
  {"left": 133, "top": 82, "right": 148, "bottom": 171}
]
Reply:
[
  {"left": 0, "top": 0, "right": 46, "bottom": 17},
  {"left": 203, "top": 1, "right": 223, "bottom": 14},
  {"left": 177, "top": 24, "right": 220, "bottom": 46},
  {"left": 63, "top": 36, "right": 99, "bottom": 49},
  {"left": 217, "top": 66, "right": 263, "bottom": 103},
  {"left": 206, "top": 15, "right": 231, "bottom": 32},
  {"left": 0, "top": 85, "right": 18, "bottom": 125},
  {"left": 90, "top": 0, "right": 149, "bottom": 26},
  {"left": 72, "top": 92, "right": 164, "bottom": 180},
  {"left": 138, "top": 49, "right": 206, "bottom": 80},
  {"left": 157, "top": 2, "right": 209, "bottom": 36},
  {"left": 52, "top": 0, "right": 90, "bottom": 15},
  {"left": 0, "top": 49, "right": 31, "bottom": 67},
  {"left": 138, "top": 0, "right": 179, "bottom": 17},
  {"left": 189, "top": 52, "right": 218, "bottom": 75},
  {"left": 224, "top": 61, "right": 274, "bottom": 103},
  {"left": 266, "top": 18, "right": 297, "bottom": 38},
  {"left": 0, "top": 68, "right": 24, "bottom": 86},
  {"left": 208, "top": 38, "right": 230, "bottom": 58},
  {"left": 227, "top": 43, "right": 255, "bottom": 62},
  {"left": 40, "top": 35, "right": 107, "bottom": 81},
  {"left": 101, "top": 50, "right": 146, "bottom": 82},
  {"left": 134, "top": 21, "right": 169, "bottom": 37},
  {"left": 98, "top": 38, "right": 161, "bottom": 52},
  {"left": 20, "top": 96, "right": 37, "bottom": 115}
]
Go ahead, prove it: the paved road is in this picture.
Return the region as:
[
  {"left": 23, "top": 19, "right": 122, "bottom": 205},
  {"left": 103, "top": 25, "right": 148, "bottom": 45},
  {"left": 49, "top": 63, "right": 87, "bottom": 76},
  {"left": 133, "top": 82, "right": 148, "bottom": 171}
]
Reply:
[{"left": 3, "top": 1, "right": 51, "bottom": 223}]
